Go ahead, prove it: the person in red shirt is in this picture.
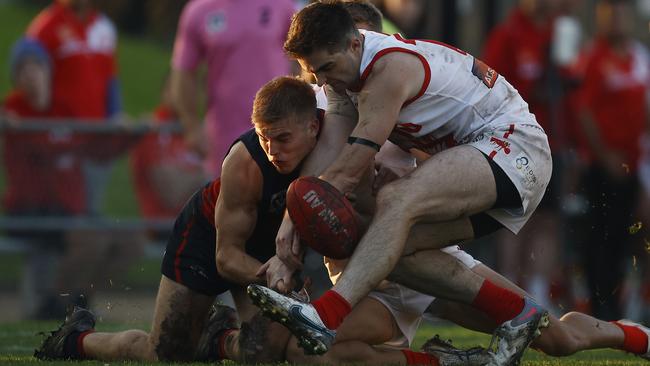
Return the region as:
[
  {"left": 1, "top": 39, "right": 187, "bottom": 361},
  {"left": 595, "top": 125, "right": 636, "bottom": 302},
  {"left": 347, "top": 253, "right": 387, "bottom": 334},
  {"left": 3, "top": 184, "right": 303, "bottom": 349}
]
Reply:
[
  {"left": 576, "top": 0, "right": 649, "bottom": 320},
  {"left": 26, "top": 0, "right": 120, "bottom": 120},
  {"left": 2, "top": 37, "right": 88, "bottom": 319},
  {"left": 129, "top": 74, "right": 207, "bottom": 236},
  {"left": 4, "top": 36, "right": 140, "bottom": 320},
  {"left": 3, "top": 38, "right": 85, "bottom": 217},
  {"left": 27, "top": 0, "right": 122, "bottom": 217}
]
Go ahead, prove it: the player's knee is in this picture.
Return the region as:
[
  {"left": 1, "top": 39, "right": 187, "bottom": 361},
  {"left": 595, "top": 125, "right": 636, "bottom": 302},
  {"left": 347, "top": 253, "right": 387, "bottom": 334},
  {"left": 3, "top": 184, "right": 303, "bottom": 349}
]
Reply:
[
  {"left": 376, "top": 179, "right": 465, "bottom": 222},
  {"left": 153, "top": 325, "right": 196, "bottom": 361},
  {"left": 114, "top": 330, "right": 157, "bottom": 361},
  {"left": 375, "top": 181, "right": 410, "bottom": 215},
  {"left": 239, "top": 315, "right": 290, "bottom": 363},
  {"left": 154, "top": 341, "right": 194, "bottom": 362}
]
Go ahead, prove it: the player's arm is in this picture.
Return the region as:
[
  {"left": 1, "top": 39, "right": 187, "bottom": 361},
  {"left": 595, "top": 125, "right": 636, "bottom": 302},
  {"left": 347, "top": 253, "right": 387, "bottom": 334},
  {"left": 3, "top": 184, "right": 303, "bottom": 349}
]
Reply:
[
  {"left": 214, "top": 142, "right": 265, "bottom": 285},
  {"left": 170, "top": 2, "right": 206, "bottom": 156},
  {"left": 301, "top": 86, "right": 358, "bottom": 175},
  {"left": 320, "top": 52, "right": 425, "bottom": 194}
]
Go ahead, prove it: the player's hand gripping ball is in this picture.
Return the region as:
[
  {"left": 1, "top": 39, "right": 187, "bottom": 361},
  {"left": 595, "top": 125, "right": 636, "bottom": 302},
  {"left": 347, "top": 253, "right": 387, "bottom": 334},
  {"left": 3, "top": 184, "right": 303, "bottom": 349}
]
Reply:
[{"left": 286, "top": 176, "right": 362, "bottom": 259}]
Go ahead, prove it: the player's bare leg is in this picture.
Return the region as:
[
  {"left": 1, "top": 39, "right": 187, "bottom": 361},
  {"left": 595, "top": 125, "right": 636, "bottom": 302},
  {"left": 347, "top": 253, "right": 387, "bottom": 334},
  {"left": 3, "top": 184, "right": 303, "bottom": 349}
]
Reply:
[
  {"left": 246, "top": 294, "right": 487, "bottom": 364},
  {"left": 285, "top": 296, "right": 493, "bottom": 365},
  {"left": 283, "top": 297, "right": 396, "bottom": 364},
  {"left": 333, "top": 146, "right": 495, "bottom": 306},
  {"left": 81, "top": 276, "right": 214, "bottom": 361},
  {"left": 430, "top": 263, "right": 650, "bottom": 359},
  {"left": 389, "top": 219, "right": 480, "bottom": 302},
  {"left": 288, "top": 339, "right": 406, "bottom": 365}
]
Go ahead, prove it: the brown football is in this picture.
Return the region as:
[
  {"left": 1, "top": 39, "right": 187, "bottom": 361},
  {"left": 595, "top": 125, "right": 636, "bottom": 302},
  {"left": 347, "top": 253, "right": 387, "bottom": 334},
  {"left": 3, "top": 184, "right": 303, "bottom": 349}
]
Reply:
[{"left": 286, "top": 176, "right": 362, "bottom": 259}]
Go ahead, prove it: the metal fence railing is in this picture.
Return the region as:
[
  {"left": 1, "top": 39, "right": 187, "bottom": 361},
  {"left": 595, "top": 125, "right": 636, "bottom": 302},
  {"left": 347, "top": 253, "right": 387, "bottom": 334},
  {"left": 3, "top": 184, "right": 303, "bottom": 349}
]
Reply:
[{"left": 0, "top": 116, "right": 186, "bottom": 239}]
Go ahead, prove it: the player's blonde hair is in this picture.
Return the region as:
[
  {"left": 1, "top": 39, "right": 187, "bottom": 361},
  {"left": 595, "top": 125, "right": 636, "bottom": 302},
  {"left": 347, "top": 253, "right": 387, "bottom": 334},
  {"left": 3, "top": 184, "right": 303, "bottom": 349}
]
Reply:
[{"left": 252, "top": 77, "right": 316, "bottom": 125}]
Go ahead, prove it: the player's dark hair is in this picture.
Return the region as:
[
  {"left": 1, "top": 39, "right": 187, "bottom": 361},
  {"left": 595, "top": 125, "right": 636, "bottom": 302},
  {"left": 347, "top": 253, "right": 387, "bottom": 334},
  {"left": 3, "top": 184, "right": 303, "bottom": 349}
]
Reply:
[
  {"left": 341, "top": 0, "right": 383, "bottom": 32},
  {"left": 252, "top": 77, "right": 316, "bottom": 125},
  {"left": 284, "top": 1, "right": 360, "bottom": 58}
]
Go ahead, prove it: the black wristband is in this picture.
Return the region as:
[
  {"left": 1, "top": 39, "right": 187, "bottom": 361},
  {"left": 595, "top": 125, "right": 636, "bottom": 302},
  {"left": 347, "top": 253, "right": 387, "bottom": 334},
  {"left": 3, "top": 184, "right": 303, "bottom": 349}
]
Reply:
[{"left": 347, "top": 136, "right": 381, "bottom": 151}]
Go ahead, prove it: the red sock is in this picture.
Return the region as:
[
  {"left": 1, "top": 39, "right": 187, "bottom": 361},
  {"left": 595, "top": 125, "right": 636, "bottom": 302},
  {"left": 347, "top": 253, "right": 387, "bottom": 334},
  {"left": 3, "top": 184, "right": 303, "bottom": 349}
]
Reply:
[
  {"left": 612, "top": 321, "right": 649, "bottom": 354},
  {"left": 311, "top": 290, "right": 351, "bottom": 330},
  {"left": 77, "top": 330, "right": 94, "bottom": 358},
  {"left": 471, "top": 279, "right": 525, "bottom": 324},
  {"left": 401, "top": 349, "right": 440, "bottom": 365}
]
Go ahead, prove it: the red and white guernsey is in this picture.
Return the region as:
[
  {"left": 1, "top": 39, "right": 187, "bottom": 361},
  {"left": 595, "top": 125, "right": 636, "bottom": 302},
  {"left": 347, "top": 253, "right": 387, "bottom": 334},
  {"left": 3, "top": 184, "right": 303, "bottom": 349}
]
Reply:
[
  {"left": 347, "top": 31, "right": 552, "bottom": 233},
  {"left": 351, "top": 30, "right": 541, "bottom": 156}
]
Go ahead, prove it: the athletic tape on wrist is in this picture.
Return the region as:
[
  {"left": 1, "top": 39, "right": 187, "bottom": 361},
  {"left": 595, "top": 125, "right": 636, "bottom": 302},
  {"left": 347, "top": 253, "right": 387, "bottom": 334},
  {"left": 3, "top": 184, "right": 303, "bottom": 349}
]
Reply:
[{"left": 347, "top": 136, "right": 381, "bottom": 151}]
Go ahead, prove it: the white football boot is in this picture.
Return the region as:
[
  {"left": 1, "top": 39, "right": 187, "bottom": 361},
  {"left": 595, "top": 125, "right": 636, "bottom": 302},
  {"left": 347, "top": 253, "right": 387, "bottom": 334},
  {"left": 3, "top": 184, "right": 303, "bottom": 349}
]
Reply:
[
  {"left": 247, "top": 284, "right": 335, "bottom": 355},
  {"left": 490, "top": 297, "right": 550, "bottom": 365}
]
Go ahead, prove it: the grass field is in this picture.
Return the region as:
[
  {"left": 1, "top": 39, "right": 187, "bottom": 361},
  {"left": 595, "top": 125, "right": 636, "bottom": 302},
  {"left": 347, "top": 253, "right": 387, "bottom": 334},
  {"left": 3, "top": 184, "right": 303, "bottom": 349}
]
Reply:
[{"left": 0, "top": 320, "right": 644, "bottom": 365}]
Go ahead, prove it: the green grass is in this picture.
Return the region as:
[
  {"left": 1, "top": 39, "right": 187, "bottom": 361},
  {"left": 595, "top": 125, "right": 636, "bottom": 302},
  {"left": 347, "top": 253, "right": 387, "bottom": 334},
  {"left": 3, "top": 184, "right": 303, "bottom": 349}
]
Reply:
[
  {"left": 0, "top": 321, "right": 643, "bottom": 365},
  {"left": 0, "top": 251, "right": 161, "bottom": 291},
  {"left": 0, "top": 2, "right": 174, "bottom": 217}
]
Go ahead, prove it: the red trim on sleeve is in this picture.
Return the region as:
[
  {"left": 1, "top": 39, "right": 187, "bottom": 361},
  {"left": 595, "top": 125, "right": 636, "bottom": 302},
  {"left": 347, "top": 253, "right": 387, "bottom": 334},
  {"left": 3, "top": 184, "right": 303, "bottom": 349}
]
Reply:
[{"left": 359, "top": 47, "right": 431, "bottom": 108}]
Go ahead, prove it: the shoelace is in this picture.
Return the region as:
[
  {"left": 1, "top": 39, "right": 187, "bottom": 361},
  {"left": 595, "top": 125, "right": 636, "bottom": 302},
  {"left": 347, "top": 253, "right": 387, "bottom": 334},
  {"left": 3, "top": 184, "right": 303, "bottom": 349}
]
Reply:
[{"left": 289, "top": 287, "right": 311, "bottom": 303}]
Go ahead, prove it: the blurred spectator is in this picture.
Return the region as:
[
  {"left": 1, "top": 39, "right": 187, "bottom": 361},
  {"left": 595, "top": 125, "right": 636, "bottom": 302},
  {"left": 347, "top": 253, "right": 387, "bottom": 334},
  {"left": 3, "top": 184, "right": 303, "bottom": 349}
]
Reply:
[
  {"left": 1, "top": 37, "right": 139, "bottom": 320},
  {"left": 482, "top": 0, "right": 569, "bottom": 312},
  {"left": 129, "top": 73, "right": 207, "bottom": 237},
  {"left": 170, "top": 0, "right": 295, "bottom": 177},
  {"left": 342, "top": 0, "right": 384, "bottom": 33},
  {"left": 27, "top": 0, "right": 122, "bottom": 215},
  {"left": 2, "top": 37, "right": 85, "bottom": 319},
  {"left": 371, "top": 0, "right": 425, "bottom": 37},
  {"left": 575, "top": 0, "right": 650, "bottom": 320},
  {"left": 11, "top": 0, "right": 141, "bottom": 318}
]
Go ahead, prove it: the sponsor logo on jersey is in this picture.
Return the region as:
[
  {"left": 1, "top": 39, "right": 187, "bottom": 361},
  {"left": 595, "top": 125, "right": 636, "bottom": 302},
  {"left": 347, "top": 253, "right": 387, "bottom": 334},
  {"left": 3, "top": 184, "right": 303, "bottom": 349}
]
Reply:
[
  {"left": 514, "top": 155, "right": 537, "bottom": 187},
  {"left": 472, "top": 58, "right": 498, "bottom": 89}
]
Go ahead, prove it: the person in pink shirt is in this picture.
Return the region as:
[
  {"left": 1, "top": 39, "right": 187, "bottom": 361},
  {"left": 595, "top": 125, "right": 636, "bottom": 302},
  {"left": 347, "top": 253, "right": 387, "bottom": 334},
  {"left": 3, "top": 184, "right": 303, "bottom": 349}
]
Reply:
[{"left": 170, "top": 0, "right": 296, "bottom": 177}]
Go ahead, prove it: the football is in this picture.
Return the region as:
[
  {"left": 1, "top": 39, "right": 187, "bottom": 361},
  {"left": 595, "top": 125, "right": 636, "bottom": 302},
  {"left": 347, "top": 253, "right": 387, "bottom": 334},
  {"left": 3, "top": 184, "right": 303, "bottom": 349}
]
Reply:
[{"left": 286, "top": 176, "right": 362, "bottom": 259}]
